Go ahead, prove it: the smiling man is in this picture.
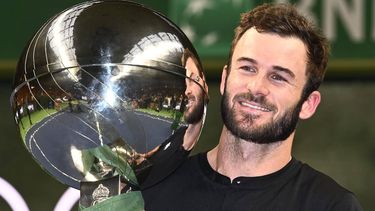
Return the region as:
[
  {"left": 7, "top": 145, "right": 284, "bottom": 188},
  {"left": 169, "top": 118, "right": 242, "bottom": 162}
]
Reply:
[
  {"left": 142, "top": 3, "right": 362, "bottom": 210},
  {"left": 181, "top": 49, "right": 208, "bottom": 151},
  {"left": 183, "top": 49, "right": 207, "bottom": 126}
]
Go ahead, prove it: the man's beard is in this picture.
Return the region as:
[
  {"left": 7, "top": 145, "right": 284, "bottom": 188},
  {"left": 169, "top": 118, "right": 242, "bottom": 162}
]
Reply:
[
  {"left": 221, "top": 87, "right": 303, "bottom": 144},
  {"left": 184, "top": 92, "right": 205, "bottom": 124}
]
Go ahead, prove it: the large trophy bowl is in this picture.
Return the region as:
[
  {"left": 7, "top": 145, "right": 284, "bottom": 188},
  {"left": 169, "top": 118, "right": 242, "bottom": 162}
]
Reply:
[{"left": 10, "top": 0, "right": 208, "bottom": 208}]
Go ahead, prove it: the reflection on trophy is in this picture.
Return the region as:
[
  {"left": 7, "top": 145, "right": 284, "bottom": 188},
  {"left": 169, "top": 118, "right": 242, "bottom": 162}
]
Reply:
[
  {"left": 10, "top": 0, "right": 208, "bottom": 209},
  {"left": 182, "top": 49, "right": 208, "bottom": 151}
]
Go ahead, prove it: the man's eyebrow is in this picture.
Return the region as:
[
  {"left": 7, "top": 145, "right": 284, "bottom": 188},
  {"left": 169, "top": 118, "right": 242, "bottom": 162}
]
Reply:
[
  {"left": 273, "top": 66, "right": 295, "bottom": 78},
  {"left": 236, "top": 57, "right": 296, "bottom": 79},
  {"left": 236, "top": 57, "right": 257, "bottom": 64}
]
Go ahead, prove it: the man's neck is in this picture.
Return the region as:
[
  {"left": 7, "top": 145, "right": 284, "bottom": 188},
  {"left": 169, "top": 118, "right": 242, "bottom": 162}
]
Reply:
[{"left": 207, "top": 127, "right": 293, "bottom": 181}]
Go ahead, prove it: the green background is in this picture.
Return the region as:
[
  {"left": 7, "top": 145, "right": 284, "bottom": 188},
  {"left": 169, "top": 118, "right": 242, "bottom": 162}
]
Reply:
[
  {"left": 0, "top": 0, "right": 374, "bottom": 210},
  {"left": 1, "top": 0, "right": 375, "bottom": 78}
]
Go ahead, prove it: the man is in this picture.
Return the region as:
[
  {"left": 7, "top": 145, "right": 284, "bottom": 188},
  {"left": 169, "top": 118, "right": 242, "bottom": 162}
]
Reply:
[
  {"left": 182, "top": 48, "right": 208, "bottom": 150},
  {"left": 142, "top": 3, "right": 362, "bottom": 210}
]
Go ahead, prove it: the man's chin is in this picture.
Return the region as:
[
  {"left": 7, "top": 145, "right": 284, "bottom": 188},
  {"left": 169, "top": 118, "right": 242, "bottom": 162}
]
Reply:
[
  {"left": 237, "top": 112, "right": 278, "bottom": 128},
  {"left": 184, "top": 110, "right": 204, "bottom": 124}
]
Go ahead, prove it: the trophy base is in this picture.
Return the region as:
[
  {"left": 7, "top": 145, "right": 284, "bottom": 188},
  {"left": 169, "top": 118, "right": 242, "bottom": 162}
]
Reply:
[{"left": 80, "top": 175, "right": 122, "bottom": 208}]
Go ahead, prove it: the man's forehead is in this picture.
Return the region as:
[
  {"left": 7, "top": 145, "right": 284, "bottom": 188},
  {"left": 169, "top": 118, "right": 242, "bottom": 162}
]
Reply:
[
  {"left": 186, "top": 57, "right": 201, "bottom": 75},
  {"left": 234, "top": 29, "right": 307, "bottom": 71}
]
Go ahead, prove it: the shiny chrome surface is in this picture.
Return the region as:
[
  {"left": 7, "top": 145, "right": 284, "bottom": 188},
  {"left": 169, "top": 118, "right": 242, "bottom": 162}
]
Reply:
[{"left": 10, "top": 0, "right": 207, "bottom": 189}]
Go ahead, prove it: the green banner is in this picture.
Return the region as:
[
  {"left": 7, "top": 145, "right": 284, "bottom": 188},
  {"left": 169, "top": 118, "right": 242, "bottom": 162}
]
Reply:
[
  {"left": 169, "top": 0, "right": 253, "bottom": 58},
  {"left": 1, "top": 0, "right": 375, "bottom": 77},
  {"left": 168, "top": 0, "right": 375, "bottom": 74}
]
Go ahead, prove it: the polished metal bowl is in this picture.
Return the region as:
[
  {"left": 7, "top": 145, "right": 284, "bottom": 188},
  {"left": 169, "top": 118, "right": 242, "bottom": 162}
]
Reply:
[{"left": 10, "top": 0, "right": 208, "bottom": 190}]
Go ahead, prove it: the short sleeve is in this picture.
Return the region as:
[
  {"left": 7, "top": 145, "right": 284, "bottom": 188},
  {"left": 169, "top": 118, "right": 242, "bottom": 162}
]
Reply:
[{"left": 331, "top": 193, "right": 363, "bottom": 211}]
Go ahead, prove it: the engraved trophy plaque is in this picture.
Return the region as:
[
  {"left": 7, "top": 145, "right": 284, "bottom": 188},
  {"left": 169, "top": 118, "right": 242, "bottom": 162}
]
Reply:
[{"left": 10, "top": 0, "right": 208, "bottom": 209}]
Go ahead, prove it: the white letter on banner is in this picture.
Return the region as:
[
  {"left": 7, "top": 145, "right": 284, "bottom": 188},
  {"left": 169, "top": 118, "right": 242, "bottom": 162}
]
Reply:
[
  {"left": 273, "top": 0, "right": 317, "bottom": 24},
  {"left": 54, "top": 187, "right": 80, "bottom": 211},
  {"left": 296, "top": 0, "right": 318, "bottom": 24},
  {"left": 0, "top": 177, "right": 29, "bottom": 211},
  {"left": 323, "top": 0, "right": 364, "bottom": 42}
]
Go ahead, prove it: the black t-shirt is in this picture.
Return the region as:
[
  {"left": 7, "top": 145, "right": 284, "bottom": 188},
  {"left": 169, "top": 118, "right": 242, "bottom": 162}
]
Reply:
[
  {"left": 138, "top": 126, "right": 189, "bottom": 189},
  {"left": 142, "top": 153, "right": 362, "bottom": 211}
]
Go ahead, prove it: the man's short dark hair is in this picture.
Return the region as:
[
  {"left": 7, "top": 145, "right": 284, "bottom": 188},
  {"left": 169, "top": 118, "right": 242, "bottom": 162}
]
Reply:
[{"left": 227, "top": 3, "right": 330, "bottom": 100}]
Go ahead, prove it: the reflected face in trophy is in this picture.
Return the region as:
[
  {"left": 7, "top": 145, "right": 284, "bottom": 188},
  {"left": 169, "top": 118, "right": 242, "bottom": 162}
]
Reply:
[{"left": 184, "top": 57, "right": 206, "bottom": 124}]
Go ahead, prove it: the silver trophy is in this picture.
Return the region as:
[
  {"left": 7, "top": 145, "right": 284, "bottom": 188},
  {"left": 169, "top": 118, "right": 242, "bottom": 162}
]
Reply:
[{"left": 10, "top": 0, "right": 208, "bottom": 209}]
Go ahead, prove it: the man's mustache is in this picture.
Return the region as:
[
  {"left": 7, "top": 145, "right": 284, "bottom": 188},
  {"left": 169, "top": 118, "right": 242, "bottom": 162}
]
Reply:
[{"left": 233, "top": 92, "right": 277, "bottom": 111}]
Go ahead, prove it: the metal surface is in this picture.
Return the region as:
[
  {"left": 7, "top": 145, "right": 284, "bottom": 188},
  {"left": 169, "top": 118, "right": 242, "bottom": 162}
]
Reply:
[{"left": 10, "top": 0, "right": 207, "bottom": 190}]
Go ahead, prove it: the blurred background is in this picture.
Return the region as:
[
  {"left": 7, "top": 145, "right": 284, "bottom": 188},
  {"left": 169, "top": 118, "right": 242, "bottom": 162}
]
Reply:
[{"left": 0, "top": 0, "right": 374, "bottom": 210}]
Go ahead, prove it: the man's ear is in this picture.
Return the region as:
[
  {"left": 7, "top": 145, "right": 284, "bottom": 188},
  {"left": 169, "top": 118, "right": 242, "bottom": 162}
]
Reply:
[
  {"left": 299, "top": 91, "right": 321, "bottom": 119},
  {"left": 220, "top": 65, "right": 228, "bottom": 95}
]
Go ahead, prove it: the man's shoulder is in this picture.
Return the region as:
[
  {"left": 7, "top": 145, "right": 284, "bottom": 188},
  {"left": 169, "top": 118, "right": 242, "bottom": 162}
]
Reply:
[
  {"left": 142, "top": 153, "right": 208, "bottom": 210},
  {"left": 171, "top": 152, "right": 204, "bottom": 176},
  {"left": 296, "top": 162, "right": 349, "bottom": 194},
  {"left": 292, "top": 160, "right": 363, "bottom": 210}
]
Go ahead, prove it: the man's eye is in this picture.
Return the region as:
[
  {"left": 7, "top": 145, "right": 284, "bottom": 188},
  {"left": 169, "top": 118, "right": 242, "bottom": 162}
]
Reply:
[
  {"left": 239, "top": 66, "right": 256, "bottom": 72},
  {"left": 270, "top": 74, "right": 287, "bottom": 82},
  {"left": 189, "top": 73, "right": 200, "bottom": 82}
]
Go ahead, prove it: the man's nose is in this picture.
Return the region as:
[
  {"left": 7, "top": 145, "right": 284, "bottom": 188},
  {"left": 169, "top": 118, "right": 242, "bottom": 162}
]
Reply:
[
  {"left": 185, "top": 81, "right": 192, "bottom": 96},
  {"left": 246, "top": 76, "right": 270, "bottom": 96},
  {"left": 185, "top": 88, "right": 191, "bottom": 96}
]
